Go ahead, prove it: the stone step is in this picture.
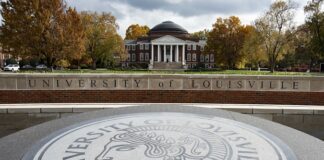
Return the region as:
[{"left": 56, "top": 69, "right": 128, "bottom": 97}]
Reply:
[{"left": 153, "top": 62, "right": 183, "bottom": 69}]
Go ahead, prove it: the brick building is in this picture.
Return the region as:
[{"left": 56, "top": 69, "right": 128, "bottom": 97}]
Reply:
[{"left": 123, "top": 21, "right": 214, "bottom": 70}]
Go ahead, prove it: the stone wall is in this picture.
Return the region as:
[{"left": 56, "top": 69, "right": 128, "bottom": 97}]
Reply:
[{"left": 1, "top": 74, "right": 324, "bottom": 104}]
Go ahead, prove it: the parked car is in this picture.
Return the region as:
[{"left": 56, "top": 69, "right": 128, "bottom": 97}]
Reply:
[
  {"left": 4, "top": 64, "right": 20, "bottom": 72},
  {"left": 36, "top": 64, "right": 48, "bottom": 70},
  {"left": 21, "top": 65, "right": 34, "bottom": 70}
]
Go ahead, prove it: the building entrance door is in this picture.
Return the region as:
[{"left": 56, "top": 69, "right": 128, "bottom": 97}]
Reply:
[{"left": 166, "top": 54, "right": 171, "bottom": 63}]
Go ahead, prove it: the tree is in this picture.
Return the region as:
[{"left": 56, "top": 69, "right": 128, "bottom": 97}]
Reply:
[
  {"left": 206, "top": 16, "right": 252, "bottom": 69},
  {"left": 0, "top": 0, "right": 85, "bottom": 70},
  {"left": 241, "top": 26, "right": 267, "bottom": 69},
  {"left": 125, "top": 24, "right": 150, "bottom": 40},
  {"left": 191, "top": 29, "right": 209, "bottom": 39},
  {"left": 304, "top": 0, "right": 324, "bottom": 64},
  {"left": 254, "top": 0, "right": 297, "bottom": 72},
  {"left": 81, "top": 12, "right": 125, "bottom": 70}
]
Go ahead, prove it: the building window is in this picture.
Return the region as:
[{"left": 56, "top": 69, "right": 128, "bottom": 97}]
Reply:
[
  {"left": 192, "top": 63, "right": 197, "bottom": 69},
  {"left": 192, "top": 53, "right": 197, "bottom": 62},
  {"left": 140, "top": 53, "right": 144, "bottom": 61},
  {"left": 187, "top": 53, "right": 192, "bottom": 61},
  {"left": 192, "top": 45, "right": 197, "bottom": 51},
  {"left": 145, "top": 53, "right": 150, "bottom": 61},
  {"left": 205, "top": 54, "right": 210, "bottom": 62},
  {"left": 200, "top": 54, "right": 204, "bottom": 62},
  {"left": 127, "top": 54, "right": 131, "bottom": 61},
  {"left": 132, "top": 54, "right": 136, "bottom": 62},
  {"left": 132, "top": 45, "right": 136, "bottom": 51},
  {"left": 187, "top": 45, "right": 191, "bottom": 50},
  {"left": 210, "top": 54, "right": 215, "bottom": 63},
  {"left": 205, "top": 64, "right": 209, "bottom": 69},
  {"left": 145, "top": 44, "right": 149, "bottom": 50},
  {"left": 200, "top": 45, "right": 205, "bottom": 51},
  {"left": 140, "top": 44, "right": 144, "bottom": 50},
  {"left": 188, "top": 64, "right": 192, "bottom": 69}
]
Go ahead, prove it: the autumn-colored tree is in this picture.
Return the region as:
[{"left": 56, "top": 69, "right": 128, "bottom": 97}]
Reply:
[
  {"left": 125, "top": 24, "right": 150, "bottom": 40},
  {"left": 206, "top": 16, "right": 252, "bottom": 69},
  {"left": 0, "top": 0, "right": 85, "bottom": 69},
  {"left": 241, "top": 26, "right": 267, "bottom": 69},
  {"left": 254, "top": 0, "right": 297, "bottom": 72},
  {"left": 191, "top": 29, "right": 209, "bottom": 39},
  {"left": 81, "top": 12, "right": 125, "bottom": 70},
  {"left": 304, "top": 0, "right": 324, "bottom": 63}
]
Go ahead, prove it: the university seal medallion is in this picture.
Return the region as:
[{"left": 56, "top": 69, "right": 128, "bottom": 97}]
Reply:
[{"left": 24, "top": 113, "right": 296, "bottom": 160}]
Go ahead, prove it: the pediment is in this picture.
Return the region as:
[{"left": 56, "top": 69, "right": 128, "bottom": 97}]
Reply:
[{"left": 151, "top": 35, "right": 185, "bottom": 44}]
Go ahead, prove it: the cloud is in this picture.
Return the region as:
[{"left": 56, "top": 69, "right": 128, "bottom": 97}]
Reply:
[
  {"left": 103, "top": 0, "right": 272, "bottom": 17},
  {"left": 66, "top": 0, "right": 308, "bottom": 37}
]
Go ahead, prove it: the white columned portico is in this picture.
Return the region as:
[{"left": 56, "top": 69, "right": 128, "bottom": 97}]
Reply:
[
  {"left": 170, "top": 45, "right": 173, "bottom": 62},
  {"left": 164, "top": 45, "right": 167, "bottom": 62},
  {"left": 158, "top": 45, "right": 161, "bottom": 62},
  {"left": 176, "top": 45, "right": 179, "bottom": 63},
  {"left": 151, "top": 44, "right": 154, "bottom": 65},
  {"left": 182, "top": 45, "right": 185, "bottom": 65}
]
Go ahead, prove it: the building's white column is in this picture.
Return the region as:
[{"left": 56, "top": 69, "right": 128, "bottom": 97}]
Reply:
[
  {"left": 157, "top": 45, "right": 161, "bottom": 62},
  {"left": 176, "top": 45, "right": 179, "bottom": 63},
  {"left": 170, "top": 45, "right": 173, "bottom": 62},
  {"left": 151, "top": 44, "right": 154, "bottom": 65},
  {"left": 164, "top": 45, "right": 167, "bottom": 62},
  {"left": 182, "top": 44, "right": 186, "bottom": 65}
]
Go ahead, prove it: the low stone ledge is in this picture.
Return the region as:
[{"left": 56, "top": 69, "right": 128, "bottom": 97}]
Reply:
[
  {"left": 222, "top": 108, "right": 253, "bottom": 114},
  {"left": 283, "top": 109, "right": 314, "bottom": 115},
  {"left": 303, "top": 115, "right": 324, "bottom": 124},
  {"left": 0, "top": 109, "right": 7, "bottom": 114},
  {"left": 72, "top": 108, "right": 104, "bottom": 113},
  {"left": 41, "top": 108, "right": 73, "bottom": 113},
  {"left": 250, "top": 114, "right": 273, "bottom": 121},
  {"left": 273, "top": 115, "right": 304, "bottom": 124},
  {"left": 314, "top": 110, "right": 324, "bottom": 115},
  {"left": 253, "top": 108, "right": 283, "bottom": 114},
  {"left": 7, "top": 108, "right": 41, "bottom": 114}
]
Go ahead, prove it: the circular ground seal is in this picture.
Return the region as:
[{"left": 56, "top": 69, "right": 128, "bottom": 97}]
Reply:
[{"left": 23, "top": 113, "right": 296, "bottom": 160}]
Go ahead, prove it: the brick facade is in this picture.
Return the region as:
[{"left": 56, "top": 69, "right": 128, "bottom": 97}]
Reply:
[{"left": 1, "top": 90, "right": 324, "bottom": 105}]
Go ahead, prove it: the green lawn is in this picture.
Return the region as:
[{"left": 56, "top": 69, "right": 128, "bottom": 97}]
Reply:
[{"left": 17, "top": 69, "right": 324, "bottom": 76}]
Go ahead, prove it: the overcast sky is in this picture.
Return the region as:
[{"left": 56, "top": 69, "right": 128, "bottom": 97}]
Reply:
[
  {"left": 0, "top": 0, "right": 309, "bottom": 37},
  {"left": 70, "top": 0, "right": 307, "bottom": 37}
]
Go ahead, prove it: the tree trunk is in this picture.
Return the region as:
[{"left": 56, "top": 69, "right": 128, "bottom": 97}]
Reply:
[
  {"left": 270, "top": 63, "right": 275, "bottom": 73},
  {"left": 92, "top": 60, "right": 97, "bottom": 70},
  {"left": 46, "top": 57, "right": 54, "bottom": 72},
  {"left": 308, "top": 59, "right": 314, "bottom": 72}
]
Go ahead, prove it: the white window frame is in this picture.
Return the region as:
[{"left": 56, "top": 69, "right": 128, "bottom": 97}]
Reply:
[
  {"left": 205, "top": 64, "right": 209, "bottom": 68},
  {"left": 145, "top": 44, "right": 149, "bottom": 50},
  {"left": 200, "top": 45, "right": 204, "bottom": 51},
  {"left": 210, "top": 54, "right": 215, "bottom": 63},
  {"left": 140, "top": 53, "right": 144, "bottom": 62},
  {"left": 192, "top": 45, "right": 197, "bottom": 51},
  {"left": 132, "top": 53, "right": 136, "bottom": 62},
  {"left": 192, "top": 53, "right": 197, "bottom": 62},
  {"left": 187, "top": 45, "right": 191, "bottom": 51},
  {"left": 140, "top": 44, "right": 144, "bottom": 50},
  {"left": 127, "top": 54, "right": 131, "bottom": 61},
  {"left": 200, "top": 54, "right": 204, "bottom": 62},
  {"left": 132, "top": 45, "right": 136, "bottom": 51},
  {"left": 187, "top": 53, "right": 192, "bottom": 61},
  {"left": 145, "top": 53, "right": 150, "bottom": 61},
  {"left": 205, "top": 54, "right": 210, "bottom": 62},
  {"left": 192, "top": 63, "right": 197, "bottom": 69}
]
